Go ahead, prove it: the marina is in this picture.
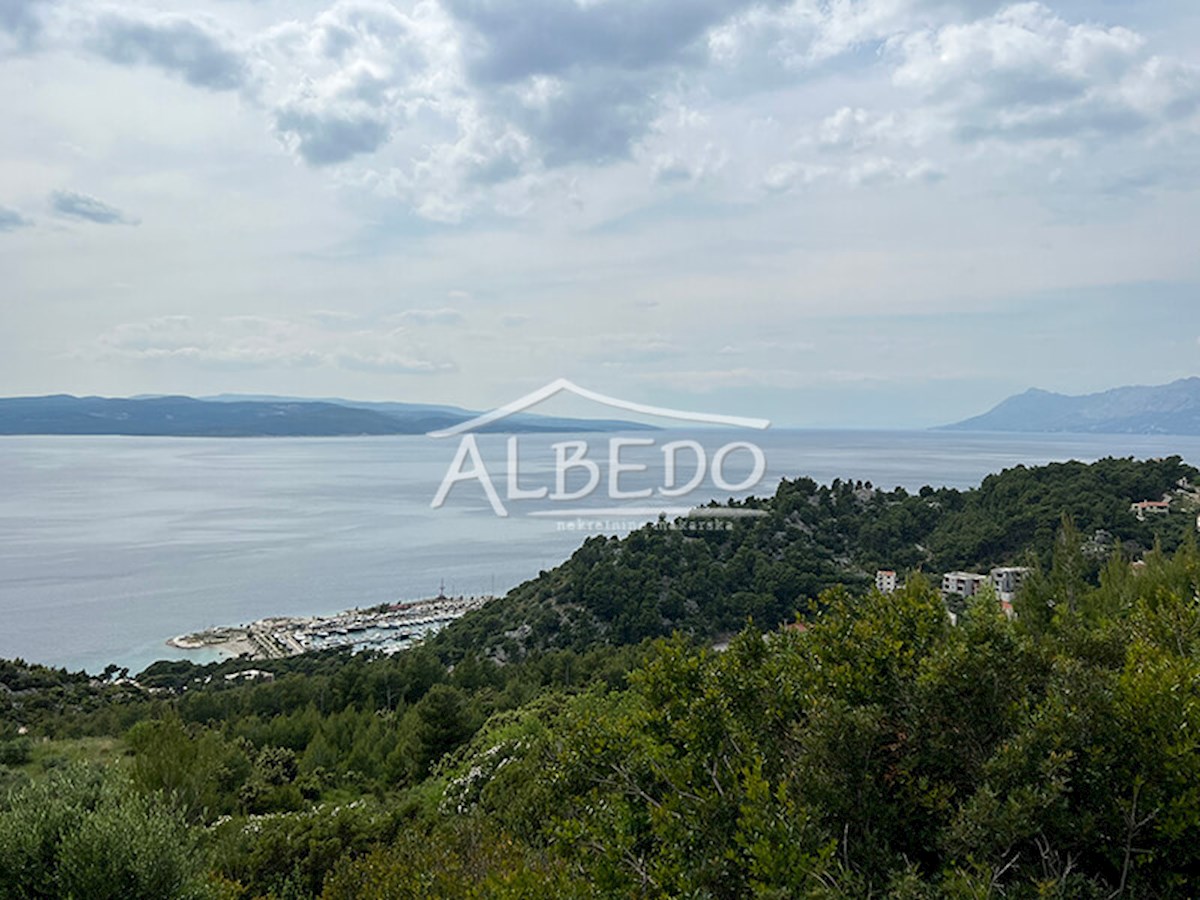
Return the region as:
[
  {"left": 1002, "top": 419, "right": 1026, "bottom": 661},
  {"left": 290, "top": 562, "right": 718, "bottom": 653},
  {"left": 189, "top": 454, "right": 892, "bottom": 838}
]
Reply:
[{"left": 168, "top": 593, "right": 491, "bottom": 661}]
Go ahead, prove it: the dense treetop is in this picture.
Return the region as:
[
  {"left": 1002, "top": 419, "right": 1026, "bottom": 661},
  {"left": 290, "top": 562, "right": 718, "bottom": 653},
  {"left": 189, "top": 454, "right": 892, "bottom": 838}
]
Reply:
[{"left": 433, "top": 455, "right": 1197, "bottom": 659}]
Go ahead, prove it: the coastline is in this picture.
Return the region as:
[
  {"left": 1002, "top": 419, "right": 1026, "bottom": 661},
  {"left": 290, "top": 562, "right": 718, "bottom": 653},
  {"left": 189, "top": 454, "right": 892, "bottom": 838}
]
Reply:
[
  {"left": 7, "top": 430, "right": 1200, "bottom": 675},
  {"left": 167, "top": 594, "right": 491, "bottom": 662},
  {"left": 167, "top": 628, "right": 257, "bottom": 659}
]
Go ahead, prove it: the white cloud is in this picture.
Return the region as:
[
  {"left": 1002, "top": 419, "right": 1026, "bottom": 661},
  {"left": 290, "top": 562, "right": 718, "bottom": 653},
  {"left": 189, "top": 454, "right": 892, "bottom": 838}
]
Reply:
[
  {"left": 83, "top": 314, "right": 456, "bottom": 375},
  {"left": 4, "top": 0, "right": 1200, "bottom": 418},
  {"left": 717, "top": 338, "right": 817, "bottom": 356},
  {"left": 85, "top": 11, "right": 247, "bottom": 91},
  {"left": 336, "top": 351, "right": 456, "bottom": 374},
  {"left": 649, "top": 140, "right": 726, "bottom": 186},
  {"left": 890, "top": 3, "right": 1200, "bottom": 146},
  {"left": 253, "top": 1, "right": 443, "bottom": 167},
  {"left": 816, "top": 107, "right": 906, "bottom": 151},
  {"left": 392, "top": 307, "right": 464, "bottom": 326},
  {"left": 13, "top": 0, "right": 1196, "bottom": 223},
  {"left": 306, "top": 309, "right": 361, "bottom": 328},
  {"left": 847, "top": 155, "right": 944, "bottom": 185},
  {"left": 639, "top": 367, "right": 820, "bottom": 392},
  {"left": 707, "top": 0, "right": 1007, "bottom": 73}
]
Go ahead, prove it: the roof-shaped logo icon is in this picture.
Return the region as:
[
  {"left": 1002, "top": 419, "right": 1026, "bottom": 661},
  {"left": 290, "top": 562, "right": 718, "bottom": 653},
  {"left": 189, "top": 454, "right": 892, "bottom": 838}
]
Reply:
[{"left": 426, "top": 377, "right": 771, "bottom": 438}]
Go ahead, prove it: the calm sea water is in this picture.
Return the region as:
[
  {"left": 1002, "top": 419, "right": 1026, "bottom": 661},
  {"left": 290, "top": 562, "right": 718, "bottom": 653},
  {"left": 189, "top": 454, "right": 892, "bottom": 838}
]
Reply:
[{"left": 3, "top": 430, "right": 1199, "bottom": 674}]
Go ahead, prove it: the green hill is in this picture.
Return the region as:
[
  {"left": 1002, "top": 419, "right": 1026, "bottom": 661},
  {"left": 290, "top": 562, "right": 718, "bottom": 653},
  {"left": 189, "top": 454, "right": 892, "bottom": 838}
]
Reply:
[{"left": 434, "top": 455, "right": 1197, "bottom": 660}]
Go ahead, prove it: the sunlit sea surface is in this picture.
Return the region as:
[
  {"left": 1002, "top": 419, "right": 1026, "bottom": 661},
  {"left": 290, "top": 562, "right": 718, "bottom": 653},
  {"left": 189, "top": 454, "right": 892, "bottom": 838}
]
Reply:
[{"left": 3, "top": 430, "right": 1199, "bottom": 673}]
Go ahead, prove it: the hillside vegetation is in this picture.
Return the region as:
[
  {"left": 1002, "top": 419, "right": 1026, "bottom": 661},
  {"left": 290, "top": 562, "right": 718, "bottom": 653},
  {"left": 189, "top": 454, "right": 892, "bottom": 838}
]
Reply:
[
  {"left": 3, "top": 456, "right": 1200, "bottom": 898},
  {"left": 434, "top": 456, "right": 1197, "bottom": 660}
]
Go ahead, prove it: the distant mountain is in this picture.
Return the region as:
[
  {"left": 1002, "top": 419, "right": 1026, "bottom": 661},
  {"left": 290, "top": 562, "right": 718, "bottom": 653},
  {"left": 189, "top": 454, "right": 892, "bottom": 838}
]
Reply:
[
  {"left": 201, "top": 394, "right": 657, "bottom": 434},
  {"left": 0, "top": 395, "right": 657, "bottom": 437},
  {"left": 942, "top": 378, "right": 1200, "bottom": 435}
]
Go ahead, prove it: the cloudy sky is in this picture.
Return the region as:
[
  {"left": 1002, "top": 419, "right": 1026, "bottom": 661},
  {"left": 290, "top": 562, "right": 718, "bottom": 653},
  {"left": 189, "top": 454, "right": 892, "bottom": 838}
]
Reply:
[{"left": 1, "top": 0, "right": 1198, "bottom": 427}]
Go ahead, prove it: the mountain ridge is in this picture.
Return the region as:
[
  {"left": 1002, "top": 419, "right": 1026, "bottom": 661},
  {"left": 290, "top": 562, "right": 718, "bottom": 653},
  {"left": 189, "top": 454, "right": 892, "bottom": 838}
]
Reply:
[{"left": 941, "top": 377, "right": 1200, "bottom": 435}]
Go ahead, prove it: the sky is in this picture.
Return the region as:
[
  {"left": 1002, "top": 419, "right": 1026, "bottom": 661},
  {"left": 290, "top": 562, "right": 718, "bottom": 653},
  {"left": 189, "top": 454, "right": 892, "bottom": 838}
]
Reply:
[{"left": 1, "top": 0, "right": 1198, "bottom": 428}]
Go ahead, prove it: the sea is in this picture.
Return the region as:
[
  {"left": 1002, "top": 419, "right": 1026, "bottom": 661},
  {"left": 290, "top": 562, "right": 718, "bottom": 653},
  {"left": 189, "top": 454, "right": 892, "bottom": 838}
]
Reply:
[{"left": 3, "top": 429, "right": 1199, "bottom": 674}]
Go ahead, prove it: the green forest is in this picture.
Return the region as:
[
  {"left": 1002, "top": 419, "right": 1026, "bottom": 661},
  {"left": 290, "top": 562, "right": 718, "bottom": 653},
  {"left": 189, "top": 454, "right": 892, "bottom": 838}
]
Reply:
[{"left": 3, "top": 456, "right": 1200, "bottom": 898}]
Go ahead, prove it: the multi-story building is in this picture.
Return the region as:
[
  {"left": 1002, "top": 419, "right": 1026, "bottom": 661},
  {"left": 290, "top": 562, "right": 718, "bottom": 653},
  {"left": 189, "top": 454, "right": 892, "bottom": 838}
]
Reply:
[
  {"left": 990, "top": 566, "right": 1031, "bottom": 603},
  {"left": 990, "top": 566, "right": 1031, "bottom": 618},
  {"left": 875, "top": 570, "right": 898, "bottom": 594},
  {"left": 939, "top": 568, "right": 1029, "bottom": 617},
  {"left": 941, "top": 571, "right": 988, "bottom": 599}
]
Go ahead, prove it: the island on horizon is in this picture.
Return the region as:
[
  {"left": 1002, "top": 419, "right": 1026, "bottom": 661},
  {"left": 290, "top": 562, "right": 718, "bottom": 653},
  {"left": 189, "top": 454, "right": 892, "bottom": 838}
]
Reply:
[{"left": 0, "top": 393, "right": 658, "bottom": 437}]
